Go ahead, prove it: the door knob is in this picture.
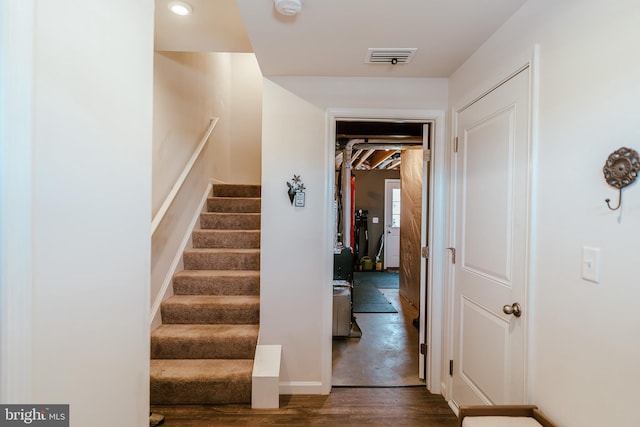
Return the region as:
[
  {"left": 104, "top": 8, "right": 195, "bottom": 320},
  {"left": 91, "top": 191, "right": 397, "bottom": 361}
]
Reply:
[{"left": 502, "top": 302, "right": 522, "bottom": 317}]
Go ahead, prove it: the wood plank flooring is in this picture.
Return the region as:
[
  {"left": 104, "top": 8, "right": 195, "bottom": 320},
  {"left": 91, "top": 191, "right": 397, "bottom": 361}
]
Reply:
[{"left": 151, "top": 386, "right": 458, "bottom": 426}]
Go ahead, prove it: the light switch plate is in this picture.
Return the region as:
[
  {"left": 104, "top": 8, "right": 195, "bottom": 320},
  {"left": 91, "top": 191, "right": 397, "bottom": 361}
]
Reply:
[
  {"left": 372, "top": 217, "right": 379, "bottom": 224},
  {"left": 582, "top": 246, "right": 600, "bottom": 283}
]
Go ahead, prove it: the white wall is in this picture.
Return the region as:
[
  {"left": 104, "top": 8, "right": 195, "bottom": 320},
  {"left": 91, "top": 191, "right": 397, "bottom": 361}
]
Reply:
[
  {"left": 230, "top": 54, "right": 263, "bottom": 184},
  {"left": 449, "top": 1, "right": 640, "bottom": 425},
  {"left": 0, "top": 1, "right": 154, "bottom": 426},
  {"left": 153, "top": 52, "right": 262, "bottom": 216},
  {"left": 260, "top": 79, "right": 332, "bottom": 393},
  {"left": 152, "top": 51, "right": 229, "bottom": 216},
  {"left": 151, "top": 52, "right": 230, "bottom": 327},
  {"left": 0, "top": 0, "right": 35, "bottom": 403},
  {"left": 151, "top": 52, "right": 263, "bottom": 327},
  {"left": 260, "top": 77, "right": 448, "bottom": 393}
]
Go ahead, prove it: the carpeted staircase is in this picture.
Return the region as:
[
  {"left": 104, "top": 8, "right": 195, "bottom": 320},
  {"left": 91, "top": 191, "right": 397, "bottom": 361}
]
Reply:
[{"left": 150, "top": 184, "right": 261, "bottom": 405}]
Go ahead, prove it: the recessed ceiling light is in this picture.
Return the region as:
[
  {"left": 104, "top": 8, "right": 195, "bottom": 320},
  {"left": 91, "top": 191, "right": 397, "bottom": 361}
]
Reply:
[{"left": 168, "top": 0, "right": 192, "bottom": 16}]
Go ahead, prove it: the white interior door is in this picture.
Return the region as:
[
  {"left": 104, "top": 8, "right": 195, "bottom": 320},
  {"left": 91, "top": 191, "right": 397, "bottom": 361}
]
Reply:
[
  {"left": 451, "top": 68, "right": 531, "bottom": 406},
  {"left": 384, "top": 179, "right": 401, "bottom": 269}
]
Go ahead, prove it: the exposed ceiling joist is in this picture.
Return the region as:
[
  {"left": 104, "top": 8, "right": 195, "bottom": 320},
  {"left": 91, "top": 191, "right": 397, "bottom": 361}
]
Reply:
[
  {"left": 369, "top": 150, "right": 398, "bottom": 169},
  {"left": 353, "top": 149, "right": 375, "bottom": 169}
]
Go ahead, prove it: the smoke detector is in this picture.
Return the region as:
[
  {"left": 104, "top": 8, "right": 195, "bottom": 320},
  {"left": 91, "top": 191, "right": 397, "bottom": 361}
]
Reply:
[
  {"left": 274, "top": 0, "right": 302, "bottom": 16},
  {"left": 366, "top": 48, "right": 418, "bottom": 65}
]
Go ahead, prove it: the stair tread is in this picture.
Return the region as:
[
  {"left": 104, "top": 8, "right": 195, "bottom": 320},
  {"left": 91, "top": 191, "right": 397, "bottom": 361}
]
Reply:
[
  {"left": 173, "top": 270, "right": 260, "bottom": 296},
  {"left": 184, "top": 248, "right": 260, "bottom": 254},
  {"left": 164, "top": 295, "right": 260, "bottom": 305},
  {"left": 152, "top": 324, "right": 259, "bottom": 339},
  {"left": 201, "top": 212, "right": 260, "bottom": 217},
  {"left": 207, "top": 196, "right": 261, "bottom": 201},
  {"left": 193, "top": 229, "right": 260, "bottom": 234},
  {"left": 212, "top": 184, "right": 261, "bottom": 198},
  {"left": 174, "top": 270, "right": 260, "bottom": 278},
  {"left": 150, "top": 359, "right": 253, "bottom": 381}
]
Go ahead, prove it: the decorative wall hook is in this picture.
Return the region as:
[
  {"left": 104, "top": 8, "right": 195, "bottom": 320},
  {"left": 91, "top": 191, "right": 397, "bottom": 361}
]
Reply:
[
  {"left": 603, "top": 147, "right": 640, "bottom": 211},
  {"left": 286, "top": 175, "right": 306, "bottom": 206}
]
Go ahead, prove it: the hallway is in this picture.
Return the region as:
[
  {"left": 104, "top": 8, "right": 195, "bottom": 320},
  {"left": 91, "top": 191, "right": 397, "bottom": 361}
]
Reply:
[{"left": 332, "top": 272, "right": 423, "bottom": 386}]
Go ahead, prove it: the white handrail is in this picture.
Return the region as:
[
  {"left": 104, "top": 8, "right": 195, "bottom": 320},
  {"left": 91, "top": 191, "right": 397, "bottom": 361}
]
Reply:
[{"left": 151, "top": 117, "right": 219, "bottom": 235}]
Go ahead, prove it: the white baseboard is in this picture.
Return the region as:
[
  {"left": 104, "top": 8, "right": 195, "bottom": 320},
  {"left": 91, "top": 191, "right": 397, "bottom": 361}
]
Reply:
[
  {"left": 448, "top": 399, "right": 459, "bottom": 417},
  {"left": 150, "top": 182, "right": 213, "bottom": 328},
  {"left": 279, "top": 381, "right": 325, "bottom": 395}
]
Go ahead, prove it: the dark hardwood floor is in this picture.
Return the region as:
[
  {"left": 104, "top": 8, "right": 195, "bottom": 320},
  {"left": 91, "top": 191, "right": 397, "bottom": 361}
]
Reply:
[{"left": 151, "top": 387, "right": 458, "bottom": 426}]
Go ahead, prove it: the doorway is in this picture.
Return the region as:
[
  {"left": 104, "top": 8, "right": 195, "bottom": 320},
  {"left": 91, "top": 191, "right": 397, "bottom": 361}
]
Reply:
[
  {"left": 331, "top": 118, "right": 428, "bottom": 387},
  {"left": 325, "top": 108, "right": 447, "bottom": 395},
  {"left": 384, "top": 179, "right": 401, "bottom": 269}
]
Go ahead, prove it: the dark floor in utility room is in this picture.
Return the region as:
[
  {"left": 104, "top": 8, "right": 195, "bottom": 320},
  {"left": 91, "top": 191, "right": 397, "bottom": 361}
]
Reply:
[{"left": 333, "top": 271, "right": 423, "bottom": 386}]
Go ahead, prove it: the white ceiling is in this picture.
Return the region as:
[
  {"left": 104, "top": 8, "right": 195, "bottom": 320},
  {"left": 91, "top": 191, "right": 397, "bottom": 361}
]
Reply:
[
  {"left": 155, "top": 0, "right": 253, "bottom": 53},
  {"left": 155, "top": 0, "right": 527, "bottom": 78}
]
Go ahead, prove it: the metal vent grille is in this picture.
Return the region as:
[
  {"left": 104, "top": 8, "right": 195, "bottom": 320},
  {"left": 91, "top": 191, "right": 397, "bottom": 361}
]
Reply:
[{"left": 365, "top": 48, "right": 417, "bottom": 64}]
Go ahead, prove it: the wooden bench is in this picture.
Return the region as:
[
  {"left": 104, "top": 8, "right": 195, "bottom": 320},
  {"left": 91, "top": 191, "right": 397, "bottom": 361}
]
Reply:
[{"left": 459, "top": 405, "right": 557, "bottom": 427}]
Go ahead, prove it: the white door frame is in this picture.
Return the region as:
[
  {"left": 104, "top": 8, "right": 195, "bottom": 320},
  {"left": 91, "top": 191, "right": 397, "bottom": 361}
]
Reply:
[
  {"left": 383, "top": 178, "right": 401, "bottom": 270},
  {"left": 445, "top": 46, "right": 539, "bottom": 408},
  {"left": 326, "top": 108, "right": 447, "bottom": 394}
]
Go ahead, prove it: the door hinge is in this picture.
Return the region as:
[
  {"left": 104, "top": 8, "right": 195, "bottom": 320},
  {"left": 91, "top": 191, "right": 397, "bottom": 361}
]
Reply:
[
  {"left": 449, "top": 360, "right": 454, "bottom": 376},
  {"left": 454, "top": 136, "right": 459, "bottom": 153},
  {"left": 420, "top": 343, "right": 427, "bottom": 355},
  {"left": 421, "top": 246, "right": 429, "bottom": 259},
  {"left": 424, "top": 149, "right": 431, "bottom": 162},
  {"left": 446, "top": 247, "right": 456, "bottom": 264}
]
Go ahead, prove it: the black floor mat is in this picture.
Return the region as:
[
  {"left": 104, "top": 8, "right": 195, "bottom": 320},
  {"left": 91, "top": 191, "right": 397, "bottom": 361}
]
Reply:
[
  {"left": 353, "top": 271, "right": 399, "bottom": 289},
  {"left": 352, "top": 281, "right": 397, "bottom": 313}
]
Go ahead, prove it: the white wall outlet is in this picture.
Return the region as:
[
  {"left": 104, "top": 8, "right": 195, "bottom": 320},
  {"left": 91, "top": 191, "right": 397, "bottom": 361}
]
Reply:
[
  {"left": 582, "top": 246, "right": 600, "bottom": 283},
  {"left": 372, "top": 217, "right": 379, "bottom": 223}
]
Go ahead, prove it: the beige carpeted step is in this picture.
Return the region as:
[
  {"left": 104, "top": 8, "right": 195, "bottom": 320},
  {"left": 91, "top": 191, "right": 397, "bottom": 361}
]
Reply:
[
  {"left": 150, "top": 359, "right": 253, "bottom": 404},
  {"left": 212, "top": 184, "right": 261, "bottom": 198},
  {"left": 200, "top": 212, "right": 260, "bottom": 230},
  {"left": 173, "top": 270, "right": 260, "bottom": 296},
  {"left": 161, "top": 295, "right": 260, "bottom": 324},
  {"left": 207, "top": 197, "right": 261, "bottom": 213},
  {"left": 183, "top": 248, "right": 260, "bottom": 270},
  {"left": 151, "top": 324, "right": 259, "bottom": 359},
  {"left": 192, "top": 230, "right": 260, "bottom": 249}
]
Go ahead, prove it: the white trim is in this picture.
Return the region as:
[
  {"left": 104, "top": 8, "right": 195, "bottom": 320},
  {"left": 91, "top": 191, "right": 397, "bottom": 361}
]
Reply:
[
  {"left": 326, "top": 108, "right": 447, "bottom": 395},
  {"left": 279, "top": 381, "right": 324, "bottom": 395},
  {"left": 322, "top": 110, "right": 334, "bottom": 395},
  {"left": 525, "top": 44, "right": 540, "bottom": 403},
  {"left": 149, "top": 182, "right": 212, "bottom": 327},
  {"left": 151, "top": 117, "right": 218, "bottom": 235},
  {"left": 0, "top": 0, "right": 35, "bottom": 402},
  {"left": 209, "top": 177, "right": 227, "bottom": 185},
  {"left": 425, "top": 112, "right": 447, "bottom": 394},
  {"left": 448, "top": 399, "right": 460, "bottom": 417}
]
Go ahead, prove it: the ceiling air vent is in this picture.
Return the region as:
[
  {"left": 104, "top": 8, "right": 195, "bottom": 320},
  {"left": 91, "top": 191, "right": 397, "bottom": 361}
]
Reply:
[{"left": 366, "top": 48, "right": 417, "bottom": 65}]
